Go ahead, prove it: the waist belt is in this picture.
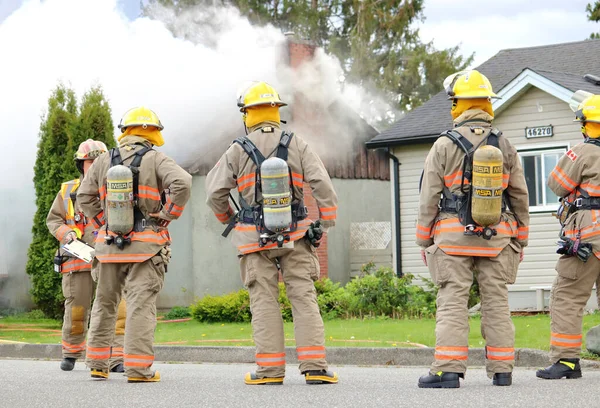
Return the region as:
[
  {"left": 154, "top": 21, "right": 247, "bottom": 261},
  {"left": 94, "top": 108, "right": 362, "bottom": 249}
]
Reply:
[
  {"left": 133, "top": 217, "right": 161, "bottom": 231},
  {"left": 439, "top": 196, "right": 507, "bottom": 213},
  {"left": 439, "top": 197, "right": 459, "bottom": 213},
  {"left": 574, "top": 197, "right": 600, "bottom": 210},
  {"left": 239, "top": 202, "right": 308, "bottom": 224}
]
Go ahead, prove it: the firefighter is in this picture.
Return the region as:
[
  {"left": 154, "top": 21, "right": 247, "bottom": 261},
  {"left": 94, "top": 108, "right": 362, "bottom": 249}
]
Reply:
[
  {"left": 205, "top": 81, "right": 339, "bottom": 385},
  {"left": 536, "top": 91, "right": 600, "bottom": 380},
  {"left": 78, "top": 107, "right": 191, "bottom": 382},
  {"left": 46, "top": 139, "right": 125, "bottom": 373},
  {"left": 417, "top": 70, "right": 530, "bottom": 388}
]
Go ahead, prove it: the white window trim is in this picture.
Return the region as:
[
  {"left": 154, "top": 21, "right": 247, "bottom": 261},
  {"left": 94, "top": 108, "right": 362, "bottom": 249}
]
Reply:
[{"left": 517, "top": 144, "right": 569, "bottom": 213}]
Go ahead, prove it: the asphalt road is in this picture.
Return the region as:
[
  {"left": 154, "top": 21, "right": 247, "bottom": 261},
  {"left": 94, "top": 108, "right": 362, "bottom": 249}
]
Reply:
[{"left": 2, "top": 360, "right": 600, "bottom": 408}]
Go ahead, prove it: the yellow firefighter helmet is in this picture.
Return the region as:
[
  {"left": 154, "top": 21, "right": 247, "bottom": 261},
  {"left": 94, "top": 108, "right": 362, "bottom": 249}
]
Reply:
[
  {"left": 570, "top": 90, "right": 600, "bottom": 124},
  {"left": 74, "top": 139, "right": 108, "bottom": 161},
  {"left": 237, "top": 81, "right": 287, "bottom": 112},
  {"left": 118, "top": 107, "right": 164, "bottom": 131},
  {"left": 444, "top": 70, "right": 500, "bottom": 100}
]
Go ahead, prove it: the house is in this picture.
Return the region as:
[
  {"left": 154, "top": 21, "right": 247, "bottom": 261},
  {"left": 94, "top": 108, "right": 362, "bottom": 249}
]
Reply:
[
  {"left": 0, "top": 37, "right": 393, "bottom": 312},
  {"left": 366, "top": 39, "right": 600, "bottom": 310},
  {"left": 157, "top": 38, "right": 392, "bottom": 309}
]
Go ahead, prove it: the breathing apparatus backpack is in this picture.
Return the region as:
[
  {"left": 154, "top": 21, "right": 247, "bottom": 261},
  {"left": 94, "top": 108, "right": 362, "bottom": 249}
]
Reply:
[
  {"left": 104, "top": 145, "right": 154, "bottom": 250},
  {"left": 438, "top": 128, "right": 506, "bottom": 240},
  {"left": 223, "top": 130, "right": 308, "bottom": 248}
]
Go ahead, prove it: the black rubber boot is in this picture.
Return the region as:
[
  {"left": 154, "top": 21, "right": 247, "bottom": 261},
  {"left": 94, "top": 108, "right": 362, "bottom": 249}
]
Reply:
[
  {"left": 492, "top": 372, "right": 512, "bottom": 386},
  {"left": 303, "top": 370, "right": 338, "bottom": 384},
  {"left": 536, "top": 359, "right": 582, "bottom": 380},
  {"left": 110, "top": 363, "right": 125, "bottom": 373},
  {"left": 60, "top": 358, "right": 76, "bottom": 371},
  {"left": 418, "top": 372, "right": 463, "bottom": 388}
]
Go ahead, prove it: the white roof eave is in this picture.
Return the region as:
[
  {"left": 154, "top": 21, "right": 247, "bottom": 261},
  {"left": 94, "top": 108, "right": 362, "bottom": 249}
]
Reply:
[{"left": 493, "top": 69, "right": 573, "bottom": 115}]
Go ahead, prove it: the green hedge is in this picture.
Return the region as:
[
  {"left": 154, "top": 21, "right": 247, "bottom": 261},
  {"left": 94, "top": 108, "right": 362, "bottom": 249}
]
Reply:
[{"left": 189, "top": 263, "right": 470, "bottom": 323}]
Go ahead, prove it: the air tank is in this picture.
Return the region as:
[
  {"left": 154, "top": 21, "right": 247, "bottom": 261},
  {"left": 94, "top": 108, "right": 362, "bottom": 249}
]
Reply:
[
  {"left": 471, "top": 145, "right": 504, "bottom": 227},
  {"left": 106, "top": 164, "right": 134, "bottom": 235},
  {"left": 260, "top": 157, "right": 292, "bottom": 233}
]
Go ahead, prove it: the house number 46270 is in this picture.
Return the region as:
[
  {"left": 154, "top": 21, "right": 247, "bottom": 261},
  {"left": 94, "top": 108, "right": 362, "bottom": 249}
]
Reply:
[{"left": 525, "top": 125, "right": 553, "bottom": 138}]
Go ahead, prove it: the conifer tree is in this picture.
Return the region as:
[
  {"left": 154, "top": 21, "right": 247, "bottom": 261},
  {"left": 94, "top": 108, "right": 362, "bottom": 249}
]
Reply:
[
  {"left": 26, "top": 85, "right": 115, "bottom": 318},
  {"left": 26, "top": 85, "right": 78, "bottom": 318}
]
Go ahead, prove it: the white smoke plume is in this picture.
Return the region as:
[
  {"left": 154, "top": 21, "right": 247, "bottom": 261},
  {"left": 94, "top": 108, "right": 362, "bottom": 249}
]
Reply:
[{"left": 0, "top": 0, "right": 394, "bottom": 308}]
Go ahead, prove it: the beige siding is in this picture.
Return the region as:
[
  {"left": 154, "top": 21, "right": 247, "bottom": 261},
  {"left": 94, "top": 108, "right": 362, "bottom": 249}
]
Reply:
[
  {"left": 392, "top": 86, "right": 582, "bottom": 296},
  {"left": 392, "top": 143, "right": 433, "bottom": 284},
  {"left": 494, "top": 87, "right": 580, "bottom": 147},
  {"left": 494, "top": 86, "right": 581, "bottom": 291}
]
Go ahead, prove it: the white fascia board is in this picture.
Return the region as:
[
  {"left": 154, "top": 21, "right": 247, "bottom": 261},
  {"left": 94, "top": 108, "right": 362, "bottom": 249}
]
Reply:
[{"left": 492, "top": 69, "right": 573, "bottom": 113}]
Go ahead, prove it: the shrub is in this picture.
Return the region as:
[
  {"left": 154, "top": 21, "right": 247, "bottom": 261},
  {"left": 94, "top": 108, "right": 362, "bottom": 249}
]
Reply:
[
  {"left": 24, "top": 309, "right": 47, "bottom": 320},
  {"left": 419, "top": 274, "right": 481, "bottom": 310},
  {"left": 189, "top": 267, "right": 447, "bottom": 322},
  {"left": 278, "top": 283, "right": 293, "bottom": 322},
  {"left": 190, "top": 289, "right": 251, "bottom": 323},
  {"left": 346, "top": 263, "right": 436, "bottom": 319},
  {"left": 164, "top": 306, "right": 191, "bottom": 320}
]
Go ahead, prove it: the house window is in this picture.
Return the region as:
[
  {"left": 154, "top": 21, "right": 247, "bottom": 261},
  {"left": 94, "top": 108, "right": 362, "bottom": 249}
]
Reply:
[{"left": 518, "top": 146, "right": 568, "bottom": 211}]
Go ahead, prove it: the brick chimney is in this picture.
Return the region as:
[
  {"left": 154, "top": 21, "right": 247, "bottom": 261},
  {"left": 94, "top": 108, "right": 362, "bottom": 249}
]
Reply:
[{"left": 284, "top": 33, "right": 329, "bottom": 279}]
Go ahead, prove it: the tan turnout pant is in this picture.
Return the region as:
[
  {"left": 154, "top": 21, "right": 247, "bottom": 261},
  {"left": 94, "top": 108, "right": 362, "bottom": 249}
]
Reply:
[
  {"left": 549, "top": 254, "right": 600, "bottom": 361},
  {"left": 61, "top": 271, "right": 124, "bottom": 369},
  {"left": 240, "top": 239, "right": 327, "bottom": 378},
  {"left": 86, "top": 255, "right": 165, "bottom": 378},
  {"left": 61, "top": 271, "right": 94, "bottom": 359},
  {"left": 425, "top": 243, "right": 521, "bottom": 378}
]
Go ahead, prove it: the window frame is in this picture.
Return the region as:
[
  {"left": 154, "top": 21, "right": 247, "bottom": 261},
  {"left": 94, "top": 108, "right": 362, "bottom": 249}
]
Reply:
[{"left": 515, "top": 143, "right": 570, "bottom": 213}]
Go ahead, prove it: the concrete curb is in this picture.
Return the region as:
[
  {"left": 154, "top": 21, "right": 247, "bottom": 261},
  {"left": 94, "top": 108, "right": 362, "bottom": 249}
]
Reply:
[{"left": 2, "top": 344, "right": 593, "bottom": 368}]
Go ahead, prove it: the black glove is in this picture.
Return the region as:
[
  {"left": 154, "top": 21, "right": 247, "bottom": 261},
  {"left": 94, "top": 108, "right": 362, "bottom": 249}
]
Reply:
[{"left": 305, "top": 220, "right": 323, "bottom": 248}]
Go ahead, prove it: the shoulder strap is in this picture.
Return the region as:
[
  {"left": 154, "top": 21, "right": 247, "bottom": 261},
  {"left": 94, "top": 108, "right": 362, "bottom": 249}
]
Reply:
[
  {"left": 486, "top": 128, "right": 502, "bottom": 148},
  {"left": 130, "top": 146, "right": 153, "bottom": 168},
  {"left": 441, "top": 130, "right": 474, "bottom": 155},
  {"left": 275, "top": 132, "right": 294, "bottom": 161},
  {"left": 234, "top": 136, "right": 266, "bottom": 166},
  {"left": 110, "top": 147, "right": 123, "bottom": 167},
  {"left": 61, "top": 180, "right": 79, "bottom": 216},
  {"left": 69, "top": 184, "right": 79, "bottom": 204},
  {"left": 585, "top": 138, "right": 600, "bottom": 147},
  {"left": 109, "top": 145, "right": 153, "bottom": 203},
  {"left": 129, "top": 146, "right": 153, "bottom": 211}
]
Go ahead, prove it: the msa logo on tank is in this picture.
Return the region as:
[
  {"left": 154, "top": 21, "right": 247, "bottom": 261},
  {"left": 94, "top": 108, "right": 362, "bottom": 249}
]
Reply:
[{"left": 107, "top": 179, "right": 134, "bottom": 201}]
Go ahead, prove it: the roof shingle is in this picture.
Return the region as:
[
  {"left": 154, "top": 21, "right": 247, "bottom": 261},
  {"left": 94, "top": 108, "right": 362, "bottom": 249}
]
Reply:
[{"left": 367, "top": 39, "right": 600, "bottom": 147}]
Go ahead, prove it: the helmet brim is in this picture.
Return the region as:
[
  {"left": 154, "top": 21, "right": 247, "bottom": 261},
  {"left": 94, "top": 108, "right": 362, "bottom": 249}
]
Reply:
[
  {"left": 238, "top": 101, "right": 287, "bottom": 112},
  {"left": 448, "top": 94, "right": 501, "bottom": 100},
  {"left": 118, "top": 123, "right": 164, "bottom": 131}
]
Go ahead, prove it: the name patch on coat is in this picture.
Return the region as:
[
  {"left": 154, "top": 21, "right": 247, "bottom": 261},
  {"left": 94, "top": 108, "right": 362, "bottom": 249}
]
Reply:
[{"left": 566, "top": 149, "right": 578, "bottom": 162}]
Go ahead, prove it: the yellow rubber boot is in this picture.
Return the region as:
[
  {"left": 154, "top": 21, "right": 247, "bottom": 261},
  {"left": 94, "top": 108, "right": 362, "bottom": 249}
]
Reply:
[
  {"left": 128, "top": 371, "right": 161, "bottom": 383},
  {"left": 304, "top": 370, "right": 338, "bottom": 384},
  {"left": 91, "top": 369, "right": 109, "bottom": 380},
  {"left": 244, "top": 372, "right": 284, "bottom": 385}
]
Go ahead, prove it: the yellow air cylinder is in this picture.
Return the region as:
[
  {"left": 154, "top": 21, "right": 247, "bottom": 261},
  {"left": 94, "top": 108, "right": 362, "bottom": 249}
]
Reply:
[
  {"left": 471, "top": 145, "right": 504, "bottom": 227},
  {"left": 260, "top": 157, "right": 292, "bottom": 233}
]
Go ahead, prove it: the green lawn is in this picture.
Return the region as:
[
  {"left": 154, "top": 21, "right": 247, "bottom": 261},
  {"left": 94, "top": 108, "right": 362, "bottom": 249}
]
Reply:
[{"left": 3, "top": 314, "right": 600, "bottom": 350}]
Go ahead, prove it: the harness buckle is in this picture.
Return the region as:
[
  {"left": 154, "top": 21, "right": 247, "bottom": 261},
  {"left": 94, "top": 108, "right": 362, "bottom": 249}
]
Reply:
[{"left": 574, "top": 198, "right": 583, "bottom": 208}]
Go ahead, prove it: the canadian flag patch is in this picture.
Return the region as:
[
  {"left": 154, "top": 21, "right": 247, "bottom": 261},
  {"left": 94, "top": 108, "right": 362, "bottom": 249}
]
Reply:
[{"left": 566, "top": 149, "right": 578, "bottom": 162}]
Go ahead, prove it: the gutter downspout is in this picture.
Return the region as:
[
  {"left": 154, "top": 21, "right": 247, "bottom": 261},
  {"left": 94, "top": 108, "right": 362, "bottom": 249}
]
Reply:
[{"left": 387, "top": 148, "right": 402, "bottom": 277}]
